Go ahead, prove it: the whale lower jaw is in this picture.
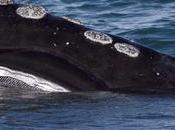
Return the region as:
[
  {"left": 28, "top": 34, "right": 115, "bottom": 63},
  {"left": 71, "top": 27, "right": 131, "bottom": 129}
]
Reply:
[{"left": 0, "top": 66, "right": 70, "bottom": 93}]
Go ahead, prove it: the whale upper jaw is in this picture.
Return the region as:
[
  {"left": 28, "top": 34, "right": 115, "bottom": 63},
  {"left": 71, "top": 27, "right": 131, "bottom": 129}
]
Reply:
[{"left": 0, "top": 2, "right": 175, "bottom": 94}]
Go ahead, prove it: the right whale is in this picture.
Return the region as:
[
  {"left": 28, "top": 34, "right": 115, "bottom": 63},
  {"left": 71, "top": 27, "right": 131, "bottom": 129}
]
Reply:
[{"left": 0, "top": 0, "right": 175, "bottom": 94}]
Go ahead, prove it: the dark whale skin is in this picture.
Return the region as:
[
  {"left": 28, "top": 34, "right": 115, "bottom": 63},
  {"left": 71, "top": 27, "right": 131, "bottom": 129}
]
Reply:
[{"left": 0, "top": 4, "right": 175, "bottom": 94}]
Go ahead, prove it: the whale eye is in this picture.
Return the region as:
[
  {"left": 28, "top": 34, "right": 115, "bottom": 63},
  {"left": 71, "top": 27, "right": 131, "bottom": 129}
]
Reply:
[
  {"left": 114, "top": 43, "right": 140, "bottom": 58},
  {"left": 16, "top": 5, "right": 47, "bottom": 20},
  {"left": 0, "top": 0, "right": 13, "bottom": 5},
  {"left": 84, "top": 31, "right": 113, "bottom": 45},
  {"left": 63, "top": 16, "right": 82, "bottom": 25}
]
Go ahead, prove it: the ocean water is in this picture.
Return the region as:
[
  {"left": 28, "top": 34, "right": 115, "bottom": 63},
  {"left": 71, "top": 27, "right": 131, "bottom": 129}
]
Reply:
[{"left": 1, "top": 0, "right": 175, "bottom": 129}]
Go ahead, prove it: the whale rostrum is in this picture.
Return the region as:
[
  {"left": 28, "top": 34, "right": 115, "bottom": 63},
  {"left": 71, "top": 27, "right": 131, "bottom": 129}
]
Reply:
[{"left": 0, "top": 1, "right": 175, "bottom": 94}]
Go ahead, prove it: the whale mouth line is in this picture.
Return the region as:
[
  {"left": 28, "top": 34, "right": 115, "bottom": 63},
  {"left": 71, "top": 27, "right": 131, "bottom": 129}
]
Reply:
[{"left": 0, "top": 66, "right": 70, "bottom": 93}]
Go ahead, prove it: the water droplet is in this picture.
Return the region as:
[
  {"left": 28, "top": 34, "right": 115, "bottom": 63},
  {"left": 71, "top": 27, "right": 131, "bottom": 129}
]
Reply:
[
  {"left": 53, "top": 43, "right": 57, "bottom": 47},
  {"left": 66, "top": 42, "right": 70, "bottom": 45},
  {"left": 156, "top": 72, "right": 160, "bottom": 76}
]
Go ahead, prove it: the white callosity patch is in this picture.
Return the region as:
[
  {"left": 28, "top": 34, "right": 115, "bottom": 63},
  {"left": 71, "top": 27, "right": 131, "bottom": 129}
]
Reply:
[
  {"left": 84, "top": 31, "right": 113, "bottom": 45},
  {"left": 16, "top": 5, "right": 47, "bottom": 20},
  {"left": 0, "top": 0, "right": 13, "bottom": 5},
  {"left": 114, "top": 43, "right": 140, "bottom": 58},
  {"left": 63, "top": 16, "right": 82, "bottom": 25},
  {"left": 0, "top": 66, "right": 70, "bottom": 92}
]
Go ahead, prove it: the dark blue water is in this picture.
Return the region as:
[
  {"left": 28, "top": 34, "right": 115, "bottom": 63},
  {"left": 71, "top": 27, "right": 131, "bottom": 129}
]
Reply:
[{"left": 2, "top": 0, "right": 175, "bottom": 129}]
